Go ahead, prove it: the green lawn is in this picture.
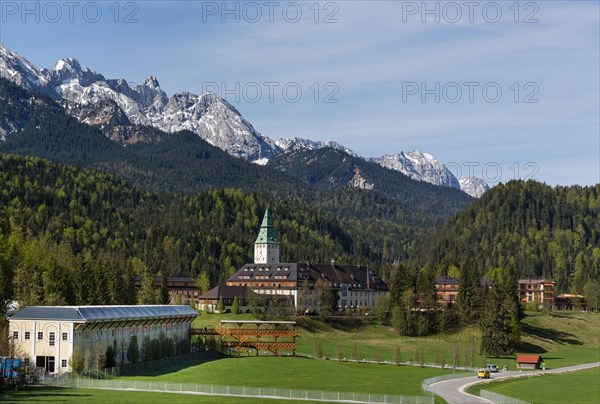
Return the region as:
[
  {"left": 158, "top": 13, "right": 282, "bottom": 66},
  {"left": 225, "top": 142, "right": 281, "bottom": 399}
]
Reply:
[
  {"left": 194, "top": 311, "right": 600, "bottom": 369},
  {"left": 195, "top": 313, "right": 489, "bottom": 367},
  {"left": 120, "top": 356, "right": 447, "bottom": 396},
  {"left": 0, "top": 386, "right": 311, "bottom": 403},
  {"left": 466, "top": 367, "right": 600, "bottom": 403}
]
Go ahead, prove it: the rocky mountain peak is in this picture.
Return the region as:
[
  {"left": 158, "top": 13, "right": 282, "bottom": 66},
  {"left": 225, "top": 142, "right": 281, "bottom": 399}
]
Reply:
[
  {"left": 459, "top": 177, "right": 490, "bottom": 198},
  {"left": 0, "top": 42, "right": 48, "bottom": 91}
]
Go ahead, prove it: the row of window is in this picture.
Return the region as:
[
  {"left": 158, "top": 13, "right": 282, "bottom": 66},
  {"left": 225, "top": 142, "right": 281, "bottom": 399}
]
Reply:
[
  {"left": 25, "top": 357, "right": 69, "bottom": 369},
  {"left": 244, "top": 266, "right": 289, "bottom": 272},
  {"left": 13, "top": 331, "right": 68, "bottom": 345}
]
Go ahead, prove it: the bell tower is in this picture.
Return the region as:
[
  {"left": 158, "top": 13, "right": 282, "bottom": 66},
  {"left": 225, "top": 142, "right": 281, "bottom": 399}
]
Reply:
[{"left": 254, "top": 209, "right": 280, "bottom": 264}]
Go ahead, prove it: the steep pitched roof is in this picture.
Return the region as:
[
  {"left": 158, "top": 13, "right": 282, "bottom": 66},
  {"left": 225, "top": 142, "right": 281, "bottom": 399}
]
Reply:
[
  {"left": 199, "top": 285, "right": 248, "bottom": 300},
  {"left": 254, "top": 209, "right": 279, "bottom": 244}
]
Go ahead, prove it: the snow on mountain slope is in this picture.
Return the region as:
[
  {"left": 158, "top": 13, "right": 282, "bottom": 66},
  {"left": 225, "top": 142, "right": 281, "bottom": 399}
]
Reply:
[
  {"left": 459, "top": 177, "right": 490, "bottom": 198},
  {"left": 371, "top": 150, "right": 461, "bottom": 189},
  {"left": 0, "top": 43, "right": 48, "bottom": 92},
  {"left": 370, "top": 151, "right": 489, "bottom": 197},
  {"left": 0, "top": 43, "right": 280, "bottom": 161},
  {"left": 276, "top": 137, "right": 357, "bottom": 157}
]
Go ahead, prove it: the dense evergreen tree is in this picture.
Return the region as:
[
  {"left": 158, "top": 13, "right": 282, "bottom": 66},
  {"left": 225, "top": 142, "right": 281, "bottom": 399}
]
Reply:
[
  {"left": 216, "top": 297, "right": 224, "bottom": 313},
  {"left": 480, "top": 282, "right": 517, "bottom": 357},
  {"left": 160, "top": 276, "right": 170, "bottom": 305},
  {"left": 231, "top": 296, "right": 240, "bottom": 314},
  {"left": 457, "top": 257, "right": 481, "bottom": 324}
]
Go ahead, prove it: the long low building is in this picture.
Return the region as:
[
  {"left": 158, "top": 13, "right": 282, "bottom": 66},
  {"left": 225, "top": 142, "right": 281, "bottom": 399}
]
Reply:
[{"left": 8, "top": 305, "right": 198, "bottom": 375}]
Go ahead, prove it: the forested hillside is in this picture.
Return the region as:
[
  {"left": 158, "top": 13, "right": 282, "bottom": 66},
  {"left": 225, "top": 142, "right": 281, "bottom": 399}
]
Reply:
[
  {"left": 0, "top": 153, "right": 428, "bottom": 308},
  {"left": 415, "top": 180, "right": 600, "bottom": 293}
]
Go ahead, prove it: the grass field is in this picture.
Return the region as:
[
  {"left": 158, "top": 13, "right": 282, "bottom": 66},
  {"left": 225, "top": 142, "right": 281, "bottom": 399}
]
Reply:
[
  {"left": 194, "top": 313, "right": 488, "bottom": 367},
  {"left": 194, "top": 311, "right": 600, "bottom": 370},
  {"left": 466, "top": 367, "right": 600, "bottom": 403},
  {"left": 120, "top": 356, "right": 447, "bottom": 396},
  {"left": 0, "top": 386, "right": 312, "bottom": 403}
]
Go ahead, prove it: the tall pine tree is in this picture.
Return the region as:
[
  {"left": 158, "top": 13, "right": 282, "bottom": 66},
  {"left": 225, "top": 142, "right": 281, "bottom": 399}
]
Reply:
[{"left": 457, "top": 257, "right": 480, "bottom": 324}]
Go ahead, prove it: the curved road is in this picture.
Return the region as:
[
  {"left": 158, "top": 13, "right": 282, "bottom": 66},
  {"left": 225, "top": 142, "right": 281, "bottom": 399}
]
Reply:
[{"left": 424, "top": 362, "right": 600, "bottom": 404}]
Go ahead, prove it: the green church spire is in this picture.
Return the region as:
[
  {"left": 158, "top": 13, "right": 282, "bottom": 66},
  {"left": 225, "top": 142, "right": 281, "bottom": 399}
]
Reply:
[{"left": 255, "top": 209, "right": 279, "bottom": 244}]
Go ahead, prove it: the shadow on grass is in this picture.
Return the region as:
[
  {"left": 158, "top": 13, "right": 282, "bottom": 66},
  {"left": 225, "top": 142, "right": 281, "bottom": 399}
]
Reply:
[
  {"left": 295, "top": 317, "right": 332, "bottom": 333},
  {"left": 549, "top": 312, "right": 593, "bottom": 324},
  {"left": 516, "top": 341, "right": 548, "bottom": 354},
  {"left": 1, "top": 386, "right": 93, "bottom": 402},
  {"left": 324, "top": 317, "right": 371, "bottom": 333},
  {"left": 296, "top": 316, "right": 373, "bottom": 334},
  {"left": 120, "top": 356, "right": 225, "bottom": 378},
  {"left": 522, "top": 323, "right": 583, "bottom": 345}
]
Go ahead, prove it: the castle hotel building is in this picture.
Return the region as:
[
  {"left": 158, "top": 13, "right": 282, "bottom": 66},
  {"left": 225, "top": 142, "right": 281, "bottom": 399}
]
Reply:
[{"left": 224, "top": 210, "right": 389, "bottom": 311}]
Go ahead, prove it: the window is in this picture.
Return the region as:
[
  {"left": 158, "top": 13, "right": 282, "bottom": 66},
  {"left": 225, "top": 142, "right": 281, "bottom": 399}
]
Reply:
[
  {"left": 37, "top": 331, "right": 44, "bottom": 340},
  {"left": 12, "top": 331, "right": 18, "bottom": 340},
  {"left": 49, "top": 332, "right": 55, "bottom": 346},
  {"left": 25, "top": 331, "right": 31, "bottom": 340},
  {"left": 62, "top": 332, "right": 68, "bottom": 341},
  {"left": 61, "top": 359, "right": 67, "bottom": 368}
]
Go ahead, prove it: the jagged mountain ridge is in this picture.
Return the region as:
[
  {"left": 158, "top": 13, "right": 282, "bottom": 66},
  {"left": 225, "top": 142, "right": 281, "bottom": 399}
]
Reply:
[
  {"left": 267, "top": 146, "right": 473, "bottom": 216},
  {"left": 370, "top": 151, "right": 460, "bottom": 189},
  {"left": 276, "top": 137, "right": 488, "bottom": 197},
  {"left": 276, "top": 137, "right": 358, "bottom": 157},
  {"left": 458, "top": 177, "right": 490, "bottom": 198},
  {"left": 0, "top": 43, "right": 281, "bottom": 161},
  {"left": 0, "top": 43, "right": 487, "bottom": 196}
]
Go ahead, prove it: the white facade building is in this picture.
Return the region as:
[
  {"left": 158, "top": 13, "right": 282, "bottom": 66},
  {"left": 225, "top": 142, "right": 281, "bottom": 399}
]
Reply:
[{"left": 8, "top": 305, "right": 197, "bottom": 375}]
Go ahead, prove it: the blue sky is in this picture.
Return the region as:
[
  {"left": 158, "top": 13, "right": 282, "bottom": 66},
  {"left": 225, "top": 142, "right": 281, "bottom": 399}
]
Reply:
[{"left": 1, "top": 0, "right": 598, "bottom": 186}]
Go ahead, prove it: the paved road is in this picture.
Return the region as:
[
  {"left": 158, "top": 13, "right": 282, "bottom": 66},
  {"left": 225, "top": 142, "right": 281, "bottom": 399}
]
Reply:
[{"left": 424, "top": 362, "right": 600, "bottom": 404}]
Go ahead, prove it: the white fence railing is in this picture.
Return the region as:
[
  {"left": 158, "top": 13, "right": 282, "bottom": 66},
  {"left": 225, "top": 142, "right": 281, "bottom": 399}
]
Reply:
[
  {"left": 480, "top": 389, "right": 531, "bottom": 404},
  {"left": 421, "top": 371, "right": 474, "bottom": 390},
  {"left": 47, "top": 378, "right": 434, "bottom": 404}
]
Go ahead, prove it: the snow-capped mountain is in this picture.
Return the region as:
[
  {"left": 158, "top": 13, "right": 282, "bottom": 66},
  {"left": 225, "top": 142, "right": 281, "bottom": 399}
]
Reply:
[
  {"left": 0, "top": 43, "right": 280, "bottom": 161},
  {"left": 370, "top": 151, "right": 489, "bottom": 197},
  {"left": 370, "top": 151, "right": 461, "bottom": 189},
  {"left": 0, "top": 43, "right": 49, "bottom": 92},
  {"left": 0, "top": 43, "right": 488, "bottom": 197},
  {"left": 276, "top": 137, "right": 357, "bottom": 157},
  {"left": 459, "top": 177, "right": 490, "bottom": 198}
]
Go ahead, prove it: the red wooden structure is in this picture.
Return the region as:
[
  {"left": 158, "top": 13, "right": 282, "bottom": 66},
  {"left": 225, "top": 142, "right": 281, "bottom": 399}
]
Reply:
[{"left": 191, "top": 320, "right": 296, "bottom": 356}]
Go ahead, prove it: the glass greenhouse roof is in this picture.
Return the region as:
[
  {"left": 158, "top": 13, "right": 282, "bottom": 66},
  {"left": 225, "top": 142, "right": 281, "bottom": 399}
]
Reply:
[{"left": 10, "top": 305, "right": 198, "bottom": 323}]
